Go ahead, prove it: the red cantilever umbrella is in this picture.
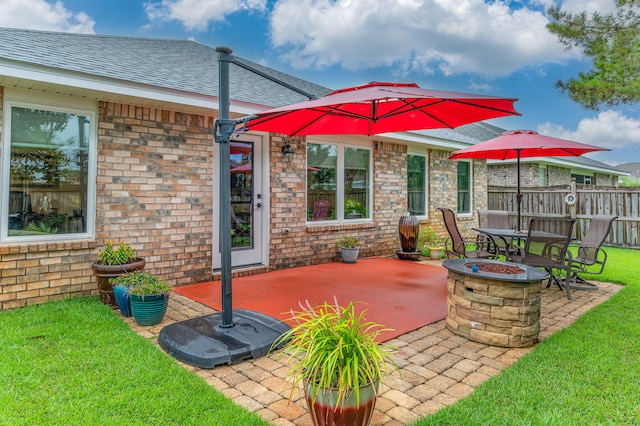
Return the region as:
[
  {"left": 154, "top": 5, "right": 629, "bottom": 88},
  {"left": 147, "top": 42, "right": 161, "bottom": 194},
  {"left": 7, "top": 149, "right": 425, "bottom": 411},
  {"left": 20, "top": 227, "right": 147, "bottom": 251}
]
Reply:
[
  {"left": 247, "top": 82, "right": 520, "bottom": 136},
  {"left": 448, "top": 130, "right": 610, "bottom": 230}
]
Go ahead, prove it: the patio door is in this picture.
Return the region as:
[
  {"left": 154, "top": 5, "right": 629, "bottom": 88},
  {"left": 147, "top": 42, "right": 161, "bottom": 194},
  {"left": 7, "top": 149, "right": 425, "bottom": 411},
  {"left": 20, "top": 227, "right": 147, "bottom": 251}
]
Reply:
[{"left": 212, "top": 134, "right": 266, "bottom": 269}]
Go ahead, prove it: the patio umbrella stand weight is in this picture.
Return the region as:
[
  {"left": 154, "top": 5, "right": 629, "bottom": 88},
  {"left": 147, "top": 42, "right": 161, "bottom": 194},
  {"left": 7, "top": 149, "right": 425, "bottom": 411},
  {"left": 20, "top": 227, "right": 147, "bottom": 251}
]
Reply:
[{"left": 158, "top": 309, "right": 291, "bottom": 368}]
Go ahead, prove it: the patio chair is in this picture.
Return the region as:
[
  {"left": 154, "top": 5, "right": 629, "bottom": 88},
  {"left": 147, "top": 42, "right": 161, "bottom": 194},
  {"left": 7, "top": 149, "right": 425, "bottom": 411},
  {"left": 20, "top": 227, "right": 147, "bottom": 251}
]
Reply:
[
  {"left": 439, "top": 208, "right": 498, "bottom": 260},
  {"left": 311, "top": 199, "right": 330, "bottom": 221},
  {"left": 477, "top": 209, "right": 520, "bottom": 259},
  {"left": 512, "top": 217, "right": 576, "bottom": 300},
  {"left": 568, "top": 215, "right": 618, "bottom": 290}
]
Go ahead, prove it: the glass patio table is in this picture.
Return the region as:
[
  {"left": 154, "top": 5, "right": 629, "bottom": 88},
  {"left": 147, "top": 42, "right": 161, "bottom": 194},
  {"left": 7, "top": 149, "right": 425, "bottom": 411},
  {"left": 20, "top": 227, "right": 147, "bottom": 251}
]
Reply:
[{"left": 472, "top": 227, "right": 528, "bottom": 261}]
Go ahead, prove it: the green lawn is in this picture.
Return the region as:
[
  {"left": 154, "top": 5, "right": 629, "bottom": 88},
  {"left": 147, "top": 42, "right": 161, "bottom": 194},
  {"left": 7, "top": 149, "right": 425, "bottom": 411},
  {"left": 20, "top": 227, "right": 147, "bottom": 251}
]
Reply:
[
  {"left": 0, "top": 297, "right": 269, "bottom": 426},
  {"left": 2, "top": 247, "right": 638, "bottom": 425},
  {"left": 413, "top": 245, "right": 640, "bottom": 425}
]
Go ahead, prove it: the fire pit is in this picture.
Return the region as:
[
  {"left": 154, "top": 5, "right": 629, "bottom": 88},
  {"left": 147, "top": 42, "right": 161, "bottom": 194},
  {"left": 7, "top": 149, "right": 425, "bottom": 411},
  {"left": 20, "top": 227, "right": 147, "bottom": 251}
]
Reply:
[{"left": 443, "top": 258, "right": 548, "bottom": 347}]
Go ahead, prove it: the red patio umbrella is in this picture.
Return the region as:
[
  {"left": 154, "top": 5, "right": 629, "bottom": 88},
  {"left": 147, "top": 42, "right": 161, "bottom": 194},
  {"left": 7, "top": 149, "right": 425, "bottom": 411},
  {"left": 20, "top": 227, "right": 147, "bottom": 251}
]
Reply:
[
  {"left": 448, "top": 130, "right": 610, "bottom": 230},
  {"left": 246, "top": 82, "right": 520, "bottom": 136}
]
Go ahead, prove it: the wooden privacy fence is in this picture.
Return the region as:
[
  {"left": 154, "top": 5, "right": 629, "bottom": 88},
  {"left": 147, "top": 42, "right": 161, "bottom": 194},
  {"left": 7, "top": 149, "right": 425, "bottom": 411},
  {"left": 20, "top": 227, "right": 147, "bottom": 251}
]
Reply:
[{"left": 488, "top": 185, "right": 640, "bottom": 247}]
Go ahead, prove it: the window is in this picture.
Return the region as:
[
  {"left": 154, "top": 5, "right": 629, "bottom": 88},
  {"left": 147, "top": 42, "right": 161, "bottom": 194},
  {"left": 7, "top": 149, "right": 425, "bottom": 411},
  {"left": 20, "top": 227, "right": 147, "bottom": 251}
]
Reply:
[
  {"left": 457, "top": 160, "right": 472, "bottom": 214},
  {"left": 307, "top": 141, "right": 371, "bottom": 222},
  {"left": 539, "top": 165, "right": 548, "bottom": 186},
  {"left": 572, "top": 174, "right": 592, "bottom": 185},
  {"left": 407, "top": 154, "right": 427, "bottom": 216},
  {"left": 2, "top": 94, "right": 96, "bottom": 242}
]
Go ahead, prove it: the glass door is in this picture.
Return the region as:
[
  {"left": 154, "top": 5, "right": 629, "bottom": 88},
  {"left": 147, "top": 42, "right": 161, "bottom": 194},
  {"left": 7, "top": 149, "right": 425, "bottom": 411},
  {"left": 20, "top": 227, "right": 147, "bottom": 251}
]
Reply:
[{"left": 213, "top": 135, "right": 264, "bottom": 269}]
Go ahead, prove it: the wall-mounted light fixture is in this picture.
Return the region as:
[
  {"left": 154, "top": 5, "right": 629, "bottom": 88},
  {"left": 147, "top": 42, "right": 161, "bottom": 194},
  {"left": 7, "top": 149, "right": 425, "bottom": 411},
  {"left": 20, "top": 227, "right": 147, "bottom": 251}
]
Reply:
[{"left": 281, "top": 138, "right": 295, "bottom": 155}]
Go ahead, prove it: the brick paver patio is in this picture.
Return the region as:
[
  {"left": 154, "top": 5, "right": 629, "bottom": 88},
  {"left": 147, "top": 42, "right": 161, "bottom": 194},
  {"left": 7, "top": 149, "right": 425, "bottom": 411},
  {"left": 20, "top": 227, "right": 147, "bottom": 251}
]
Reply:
[{"left": 123, "top": 259, "right": 621, "bottom": 425}]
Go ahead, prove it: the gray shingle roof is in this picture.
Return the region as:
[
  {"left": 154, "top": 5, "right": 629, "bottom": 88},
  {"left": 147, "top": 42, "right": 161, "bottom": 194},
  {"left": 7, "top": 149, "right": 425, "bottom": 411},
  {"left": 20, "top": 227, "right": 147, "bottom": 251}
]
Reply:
[{"left": 0, "top": 27, "right": 331, "bottom": 108}]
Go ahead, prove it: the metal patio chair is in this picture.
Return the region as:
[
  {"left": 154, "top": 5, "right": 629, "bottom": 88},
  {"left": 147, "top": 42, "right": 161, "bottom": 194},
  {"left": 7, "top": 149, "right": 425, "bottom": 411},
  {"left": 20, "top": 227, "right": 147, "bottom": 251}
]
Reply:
[
  {"left": 568, "top": 215, "right": 618, "bottom": 290},
  {"left": 512, "top": 216, "right": 576, "bottom": 300},
  {"left": 439, "top": 208, "right": 498, "bottom": 260}
]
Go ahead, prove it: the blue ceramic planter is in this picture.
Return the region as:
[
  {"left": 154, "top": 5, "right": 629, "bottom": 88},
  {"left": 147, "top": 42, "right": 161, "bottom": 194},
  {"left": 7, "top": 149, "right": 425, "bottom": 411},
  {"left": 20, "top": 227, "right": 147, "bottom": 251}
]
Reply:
[
  {"left": 113, "top": 285, "right": 132, "bottom": 317},
  {"left": 130, "top": 293, "right": 169, "bottom": 326}
]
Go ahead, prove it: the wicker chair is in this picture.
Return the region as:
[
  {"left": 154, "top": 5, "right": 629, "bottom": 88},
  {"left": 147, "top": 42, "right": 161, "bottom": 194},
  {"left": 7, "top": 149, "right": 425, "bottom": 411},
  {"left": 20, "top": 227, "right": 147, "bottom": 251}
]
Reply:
[{"left": 439, "top": 208, "right": 498, "bottom": 260}]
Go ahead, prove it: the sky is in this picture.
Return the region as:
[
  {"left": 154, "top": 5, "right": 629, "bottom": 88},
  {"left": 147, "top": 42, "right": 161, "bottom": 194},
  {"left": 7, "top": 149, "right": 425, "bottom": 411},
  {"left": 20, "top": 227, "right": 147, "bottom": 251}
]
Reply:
[{"left": 1, "top": 0, "right": 638, "bottom": 166}]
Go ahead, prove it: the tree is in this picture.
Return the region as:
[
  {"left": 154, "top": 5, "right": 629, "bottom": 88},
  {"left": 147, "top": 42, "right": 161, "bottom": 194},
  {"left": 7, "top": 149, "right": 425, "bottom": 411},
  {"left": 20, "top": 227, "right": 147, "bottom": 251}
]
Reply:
[{"left": 547, "top": 1, "right": 640, "bottom": 109}]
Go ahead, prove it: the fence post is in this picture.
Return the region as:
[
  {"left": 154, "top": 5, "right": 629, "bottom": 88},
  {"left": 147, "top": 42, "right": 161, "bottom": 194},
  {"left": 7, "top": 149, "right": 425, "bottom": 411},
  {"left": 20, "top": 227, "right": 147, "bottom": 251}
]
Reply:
[{"left": 570, "top": 179, "right": 577, "bottom": 220}]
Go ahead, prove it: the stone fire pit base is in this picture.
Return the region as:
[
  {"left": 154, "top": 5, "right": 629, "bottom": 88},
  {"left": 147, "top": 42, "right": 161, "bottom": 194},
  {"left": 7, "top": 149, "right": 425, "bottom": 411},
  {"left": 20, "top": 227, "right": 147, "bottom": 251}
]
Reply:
[{"left": 443, "top": 258, "right": 548, "bottom": 347}]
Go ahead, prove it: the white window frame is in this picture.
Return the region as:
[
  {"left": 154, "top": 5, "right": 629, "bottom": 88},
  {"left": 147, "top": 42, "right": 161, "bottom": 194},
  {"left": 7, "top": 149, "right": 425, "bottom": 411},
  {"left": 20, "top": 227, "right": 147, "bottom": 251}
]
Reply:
[
  {"left": 306, "top": 138, "right": 373, "bottom": 224},
  {"left": 1, "top": 88, "right": 97, "bottom": 243},
  {"left": 407, "top": 150, "right": 429, "bottom": 219},
  {"left": 457, "top": 160, "right": 473, "bottom": 216}
]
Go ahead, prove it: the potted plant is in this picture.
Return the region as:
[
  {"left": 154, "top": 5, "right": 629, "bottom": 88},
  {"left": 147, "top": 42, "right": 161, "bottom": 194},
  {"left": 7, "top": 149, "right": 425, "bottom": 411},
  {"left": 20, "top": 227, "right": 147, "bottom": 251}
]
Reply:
[
  {"left": 110, "top": 271, "right": 172, "bottom": 326},
  {"left": 271, "top": 299, "right": 397, "bottom": 426},
  {"left": 418, "top": 225, "right": 446, "bottom": 260},
  {"left": 336, "top": 236, "right": 360, "bottom": 263},
  {"left": 91, "top": 240, "right": 145, "bottom": 308}
]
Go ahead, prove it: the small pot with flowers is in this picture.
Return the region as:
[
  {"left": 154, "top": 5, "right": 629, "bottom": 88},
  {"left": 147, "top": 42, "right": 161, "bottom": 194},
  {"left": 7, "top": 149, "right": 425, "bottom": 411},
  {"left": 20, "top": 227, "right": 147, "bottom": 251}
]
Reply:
[
  {"left": 336, "top": 236, "right": 360, "bottom": 264},
  {"left": 91, "top": 240, "right": 145, "bottom": 308}
]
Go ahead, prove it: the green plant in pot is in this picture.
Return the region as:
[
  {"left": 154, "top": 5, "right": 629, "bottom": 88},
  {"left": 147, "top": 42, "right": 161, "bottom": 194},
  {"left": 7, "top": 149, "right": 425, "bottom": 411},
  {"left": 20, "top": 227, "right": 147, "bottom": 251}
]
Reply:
[
  {"left": 91, "top": 240, "right": 145, "bottom": 308},
  {"left": 336, "top": 236, "right": 360, "bottom": 264},
  {"left": 272, "top": 299, "right": 397, "bottom": 426},
  {"left": 110, "top": 271, "right": 172, "bottom": 326},
  {"left": 418, "top": 225, "right": 446, "bottom": 260}
]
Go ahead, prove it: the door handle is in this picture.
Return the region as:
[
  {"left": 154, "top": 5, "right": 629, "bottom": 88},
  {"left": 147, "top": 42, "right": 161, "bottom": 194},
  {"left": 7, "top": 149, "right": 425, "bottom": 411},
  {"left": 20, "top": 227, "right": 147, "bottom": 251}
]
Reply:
[{"left": 255, "top": 202, "right": 262, "bottom": 208}]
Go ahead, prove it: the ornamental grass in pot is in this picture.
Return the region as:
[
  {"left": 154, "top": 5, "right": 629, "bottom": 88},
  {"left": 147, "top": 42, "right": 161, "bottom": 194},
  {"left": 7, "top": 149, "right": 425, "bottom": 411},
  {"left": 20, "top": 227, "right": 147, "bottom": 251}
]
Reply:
[
  {"left": 272, "top": 299, "right": 397, "bottom": 426},
  {"left": 91, "top": 240, "right": 145, "bottom": 308}
]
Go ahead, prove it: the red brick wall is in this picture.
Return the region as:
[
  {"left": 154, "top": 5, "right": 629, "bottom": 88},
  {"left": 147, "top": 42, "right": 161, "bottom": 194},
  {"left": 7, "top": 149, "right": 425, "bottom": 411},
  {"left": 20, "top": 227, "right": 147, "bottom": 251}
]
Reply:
[
  {"left": 0, "top": 100, "right": 216, "bottom": 310},
  {"left": 267, "top": 137, "right": 405, "bottom": 269},
  {"left": 97, "top": 102, "right": 215, "bottom": 286}
]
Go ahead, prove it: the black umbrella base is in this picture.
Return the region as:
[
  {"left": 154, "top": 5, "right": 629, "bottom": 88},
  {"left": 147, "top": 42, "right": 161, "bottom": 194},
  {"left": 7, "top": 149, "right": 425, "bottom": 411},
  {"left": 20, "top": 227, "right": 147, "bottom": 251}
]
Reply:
[{"left": 158, "top": 309, "right": 291, "bottom": 369}]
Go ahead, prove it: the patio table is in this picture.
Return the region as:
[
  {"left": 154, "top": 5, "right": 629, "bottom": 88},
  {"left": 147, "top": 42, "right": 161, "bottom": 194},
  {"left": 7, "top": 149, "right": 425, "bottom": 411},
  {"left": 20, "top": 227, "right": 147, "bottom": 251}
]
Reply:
[{"left": 472, "top": 227, "right": 527, "bottom": 261}]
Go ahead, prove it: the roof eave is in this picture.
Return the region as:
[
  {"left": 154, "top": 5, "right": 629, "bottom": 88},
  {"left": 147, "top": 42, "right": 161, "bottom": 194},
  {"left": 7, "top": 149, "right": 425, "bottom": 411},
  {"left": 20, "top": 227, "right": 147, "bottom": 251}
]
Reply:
[{"left": 0, "top": 58, "right": 267, "bottom": 116}]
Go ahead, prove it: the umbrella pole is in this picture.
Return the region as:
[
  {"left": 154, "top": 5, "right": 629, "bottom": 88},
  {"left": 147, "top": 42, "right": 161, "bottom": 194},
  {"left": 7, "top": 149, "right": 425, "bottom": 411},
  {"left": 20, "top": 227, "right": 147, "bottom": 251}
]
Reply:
[
  {"left": 215, "top": 47, "right": 234, "bottom": 328},
  {"left": 516, "top": 151, "right": 522, "bottom": 232}
]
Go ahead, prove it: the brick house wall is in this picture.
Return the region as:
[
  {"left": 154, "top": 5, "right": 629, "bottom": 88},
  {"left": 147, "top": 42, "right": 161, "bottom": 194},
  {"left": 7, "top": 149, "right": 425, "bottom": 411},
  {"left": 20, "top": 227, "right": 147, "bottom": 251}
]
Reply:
[
  {"left": 488, "top": 162, "right": 540, "bottom": 187},
  {"left": 429, "top": 150, "right": 487, "bottom": 239},
  {"left": 268, "top": 138, "right": 406, "bottom": 269},
  {"left": 0, "top": 98, "right": 216, "bottom": 310},
  {"left": 547, "top": 165, "right": 570, "bottom": 186},
  {"left": 96, "top": 102, "right": 215, "bottom": 286},
  {"left": 0, "top": 91, "right": 491, "bottom": 310}
]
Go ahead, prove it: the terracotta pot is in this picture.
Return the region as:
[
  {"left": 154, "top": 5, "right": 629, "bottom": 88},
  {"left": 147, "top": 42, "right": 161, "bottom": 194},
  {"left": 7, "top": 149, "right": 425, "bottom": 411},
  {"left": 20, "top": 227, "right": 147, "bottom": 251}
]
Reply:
[
  {"left": 305, "top": 381, "right": 378, "bottom": 426},
  {"left": 91, "top": 258, "right": 146, "bottom": 308}
]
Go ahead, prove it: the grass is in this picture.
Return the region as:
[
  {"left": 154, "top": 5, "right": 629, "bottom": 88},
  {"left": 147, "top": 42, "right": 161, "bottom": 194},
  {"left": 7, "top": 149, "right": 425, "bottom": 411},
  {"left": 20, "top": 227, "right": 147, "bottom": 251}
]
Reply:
[
  {"left": 0, "top": 297, "right": 269, "bottom": 426},
  {"left": 413, "top": 245, "right": 640, "bottom": 425}
]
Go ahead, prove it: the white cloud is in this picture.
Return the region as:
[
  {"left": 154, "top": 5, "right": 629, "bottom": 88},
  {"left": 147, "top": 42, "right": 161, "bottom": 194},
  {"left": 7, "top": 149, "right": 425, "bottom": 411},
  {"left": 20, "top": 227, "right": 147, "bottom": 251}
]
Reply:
[
  {"left": 144, "top": 0, "right": 267, "bottom": 31},
  {"left": 0, "top": 0, "right": 94, "bottom": 33},
  {"left": 557, "top": 0, "right": 617, "bottom": 15},
  {"left": 537, "top": 110, "right": 640, "bottom": 153},
  {"left": 269, "top": 0, "right": 578, "bottom": 77}
]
